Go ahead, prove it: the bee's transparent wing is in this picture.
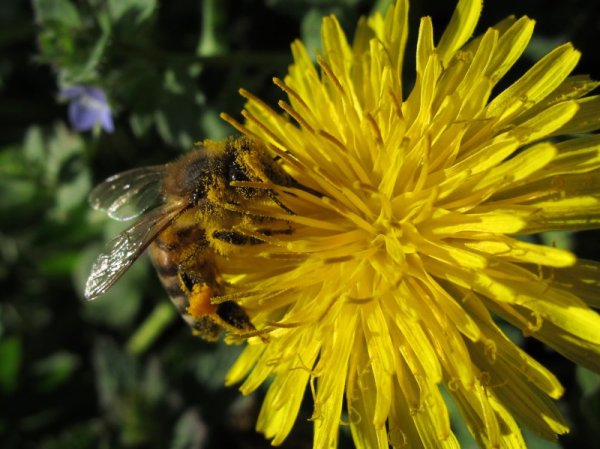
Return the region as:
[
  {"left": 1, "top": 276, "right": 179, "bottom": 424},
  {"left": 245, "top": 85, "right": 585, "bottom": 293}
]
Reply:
[
  {"left": 89, "top": 165, "right": 166, "bottom": 221},
  {"left": 84, "top": 204, "right": 186, "bottom": 300}
]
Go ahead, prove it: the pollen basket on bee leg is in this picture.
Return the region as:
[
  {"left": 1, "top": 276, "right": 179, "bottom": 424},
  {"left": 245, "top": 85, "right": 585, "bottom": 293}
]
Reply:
[{"left": 187, "top": 284, "right": 218, "bottom": 317}]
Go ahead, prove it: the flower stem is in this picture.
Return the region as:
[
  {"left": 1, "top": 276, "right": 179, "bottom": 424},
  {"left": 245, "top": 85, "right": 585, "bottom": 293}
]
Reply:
[
  {"left": 126, "top": 302, "right": 177, "bottom": 355},
  {"left": 197, "top": 0, "right": 228, "bottom": 56}
]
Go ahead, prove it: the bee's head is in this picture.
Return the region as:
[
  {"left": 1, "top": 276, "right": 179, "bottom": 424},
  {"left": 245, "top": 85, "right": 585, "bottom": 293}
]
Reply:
[
  {"left": 163, "top": 138, "right": 276, "bottom": 206},
  {"left": 163, "top": 149, "right": 212, "bottom": 204},
  {"left": 221, "top": 139, "right": 266, "bottom": 200}
]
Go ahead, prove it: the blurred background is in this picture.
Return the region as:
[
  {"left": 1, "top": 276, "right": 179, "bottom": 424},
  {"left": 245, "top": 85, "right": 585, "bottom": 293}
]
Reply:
[{"left": 1, "top": 0, "right": 599, "bottom": 448}]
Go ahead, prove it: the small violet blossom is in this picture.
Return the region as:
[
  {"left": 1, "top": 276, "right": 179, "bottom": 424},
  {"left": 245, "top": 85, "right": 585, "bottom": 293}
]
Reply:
[{"left": 61, "top": 85, "right": 114, "bottom": 133}]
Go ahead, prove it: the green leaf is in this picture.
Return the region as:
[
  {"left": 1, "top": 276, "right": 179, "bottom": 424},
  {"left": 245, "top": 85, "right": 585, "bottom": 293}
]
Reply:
[
  {"left": 125, "top": 65, "right": 203, "bottom": 147},
  {"left": 440, "top": 385, "right": 478, "bottom": 448},
  {"left": 93, "top": 338, "right": 137, "bottom": 412},
  {"left": 39, "top": 250, "right": 80, "bottom": 276},
  {"left": 200, "top": 108, "right": 233, "bottom": 140},
  {"left": 45, "top": 123, "right": 86, "bottom": 186},
  {"left": 141, "top": 357, "right": 166, "bottom": 405},
  {"left": 129, "top": 111, "right": 154, "bottom": 137},
  {"left": 0, "top": 144, "right": 45, "bottom": 226},
  {"left": 300, "top": 8, "right": 326, "bottom": 55},
  {"left": 92, "top": 339, "right": 168, "bottom": 447},
  {"left": 576, "top": 366, "right": 600, "bottom": 396},
  {"left": 197, "top": 0, "right": 228, "bottom": 56},
  {"left": 39, "top": 422, "right": 99, "bottom": 449},
  {"left": 170, "top": 409, "right": 207, "bottom": 449},
  {"left": 0, "top": 144, "right": 34, "bottom": 178},
  {"left": 154, "top": 67, "right": 204, "bottom": 148},
  {"left": 54, "top": 168, "right": 91, "bottom": 215},
  {"left": 540, "top": 231, "right": 575, "bottom": 251},
  {"left": 194, "top": 340, "right": 243, "bottom": 390},
  {"left": 0, "top": 172, "right": 38, "bottom": 215},
  {"left": 498, "top": 319, "right": 524, "bottom": 346},
  {"left": 33, "top": 351, "right": 80, "bottom": 391},
  {"left": 163, "top": 69, "right": 186, "bottom": 95},
  {"left": 33, "top": 0, "right": 81, "bottom": 28},
  {"left": 372, "top": 0, "right": 395, "bottom": 14},
  {"left": 154, "top": 106, "right": 195, "bottom": 149},
  {"left": 268, "top": 0, "right": 360, "bottom": 20},
  {"left": 60, "top": 12, "right": 112, "bottom": 84},
  {"left": 0, "top": 336, "right": 22, "bottom": 392},
  {"left": 23, "top": 126, "right": 46, "bottom": 165},
  {"left": 107, "top": 0, "right": 157, "bottom": 28},
  {"left": 522, "top": 428, "right": 561, "bottom": 449}
]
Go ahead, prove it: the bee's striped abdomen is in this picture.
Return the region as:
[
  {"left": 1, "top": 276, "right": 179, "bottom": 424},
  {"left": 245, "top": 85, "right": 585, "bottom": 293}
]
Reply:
[
  {"left": 148, "top": 223, "right": 224, "bottom": 340},
  {"left": 148, "top": 240, "right": 193, "bottom": 323}
]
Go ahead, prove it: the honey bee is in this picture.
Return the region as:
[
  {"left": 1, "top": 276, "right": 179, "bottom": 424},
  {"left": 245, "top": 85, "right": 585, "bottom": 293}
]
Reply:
[{"left": 85, "top": 137, "right": 296, "bottom": 341}]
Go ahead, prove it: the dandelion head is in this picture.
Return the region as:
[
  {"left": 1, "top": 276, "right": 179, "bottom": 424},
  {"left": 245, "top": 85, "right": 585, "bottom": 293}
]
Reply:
[{"left": 219, "top": 0, "right": 600, "bottom": 447}]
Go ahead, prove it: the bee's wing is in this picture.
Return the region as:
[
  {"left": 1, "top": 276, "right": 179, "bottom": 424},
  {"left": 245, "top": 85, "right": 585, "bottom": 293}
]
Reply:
[
  {"left": 89, "top": 165, "right": 166, "bottom": 221},
  {"left": 84, "top": 203, "right": 187, "bottom": 300}
]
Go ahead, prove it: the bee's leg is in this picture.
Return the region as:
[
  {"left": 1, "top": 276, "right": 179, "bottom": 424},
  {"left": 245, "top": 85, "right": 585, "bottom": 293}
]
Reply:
[
  {"left": 181, "top": 280, "right": 227, "bottom": 341},
  {"left": 211, "top": 227, "right": 292, "bottom": 246},
  {"left": 211, "top": 230, "right": 264, "bottom": 245},
  {"left": 256, "top": 227, "right": 293, "bottom": 237},
  {"left": 215, "top": 301, "right": 269, "bottom": 342},
  {"left": 266, "top": 190, "right": 295, "bottom": 214},
  {"left": 190, "top": 316, "right": 222, "bottom": 341},
  {"left": 214, "top": 301, "right": 258, "bottom": 334},
  {"left": 150, "top": 261, "right": 222, "bottom": 341},
  {"left": 178, "top": 251, "right": 260, "bottom": 340},
  {"left": 186, "top": 281, "right": 258, "bottom": 339}
]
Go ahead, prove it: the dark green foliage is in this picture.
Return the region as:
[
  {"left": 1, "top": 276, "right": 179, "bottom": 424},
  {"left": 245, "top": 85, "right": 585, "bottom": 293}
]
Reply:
[{"left": 0, "top": 0, "right": 599, "bottom": 448}]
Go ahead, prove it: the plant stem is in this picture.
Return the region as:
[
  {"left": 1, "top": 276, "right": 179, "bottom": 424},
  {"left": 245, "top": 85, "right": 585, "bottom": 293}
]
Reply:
[{"left": 126, "top": 302, "right": 177, "bottom": 355}]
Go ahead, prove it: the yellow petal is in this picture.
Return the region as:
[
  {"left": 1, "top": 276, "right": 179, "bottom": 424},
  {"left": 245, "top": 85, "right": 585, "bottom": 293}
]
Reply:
[
  {"left": 486, "top": 44, "right": 580, "bottom": 123},
  {"left": 486, "top": 16, "right": 535, "bottom": 83},
  {"left": 473, "top": 267, "right": 600, "bottom": 344},
  {"left": 461, "top": 238, "right": 576, "bottom": 267},
  {"left": 552, "top": 95, "right": 600, "bottom": 135},
  {"left": 313, "top": 305, "right": 358, "bottom": 449},
  {"left": 347, "top": 339, "right": 390, "bottom": 449},
  {"left": 437, "top": 0, "right": 483, "bottom": 66},
  {"left": 426, "top": 211, "right": 526, "bottom": 235},
  {"left": 507, "top": 100, "right": 579, "bottom": 145}
]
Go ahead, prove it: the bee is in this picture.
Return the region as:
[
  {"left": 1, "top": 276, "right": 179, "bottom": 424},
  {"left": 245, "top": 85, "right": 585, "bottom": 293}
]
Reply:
[{"left": 84, "top": 137, "right": 296, "bottom": 341}]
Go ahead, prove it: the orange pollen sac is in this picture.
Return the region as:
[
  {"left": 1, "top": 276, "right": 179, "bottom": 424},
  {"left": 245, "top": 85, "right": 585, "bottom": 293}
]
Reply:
[{"left": 186, "top": 284, "right": 218, "bottom": 317}]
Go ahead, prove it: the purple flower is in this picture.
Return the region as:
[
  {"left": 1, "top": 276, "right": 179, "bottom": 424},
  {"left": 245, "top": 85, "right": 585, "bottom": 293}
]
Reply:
[{"left": 61, "top": 85, "right": 114, "bottom": 133}]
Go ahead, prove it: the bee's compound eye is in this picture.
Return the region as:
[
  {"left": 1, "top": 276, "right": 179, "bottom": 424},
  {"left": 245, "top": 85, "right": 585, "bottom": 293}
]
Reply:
[
  {"left": 175, "top": 155, "right": 209, "bottom": 203},
  {"left": 192, "top": 184, "right": 206, "bottom": 203},
  {"left": 228, "top": 161, "right": 249, "bottom": 183}
]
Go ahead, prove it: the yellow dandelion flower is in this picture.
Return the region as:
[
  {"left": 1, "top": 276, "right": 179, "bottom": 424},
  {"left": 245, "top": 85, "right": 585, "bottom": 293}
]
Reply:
[{"left": 218, "top": 0, "right": 600, "bottom": 447}]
